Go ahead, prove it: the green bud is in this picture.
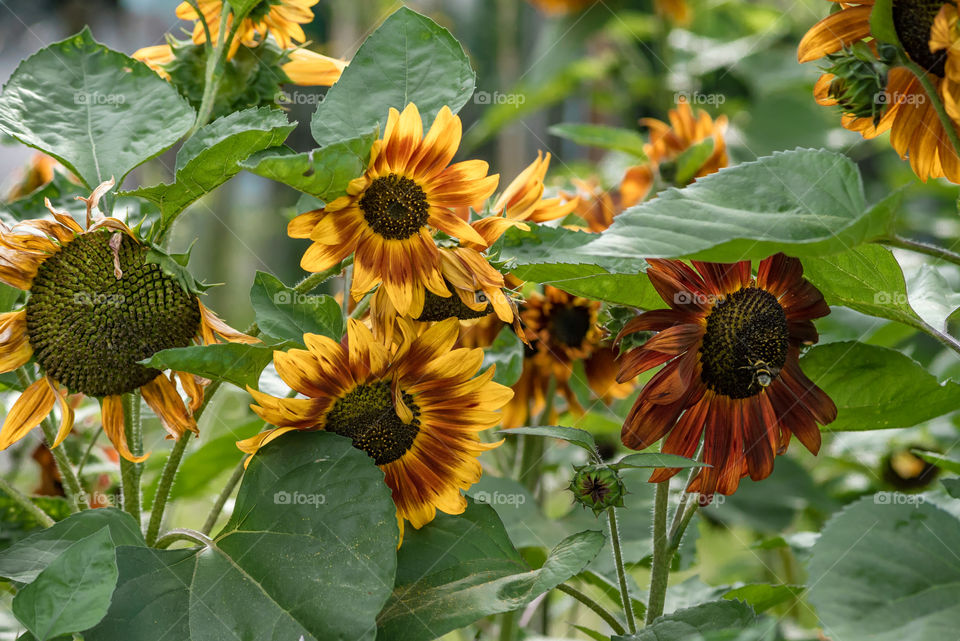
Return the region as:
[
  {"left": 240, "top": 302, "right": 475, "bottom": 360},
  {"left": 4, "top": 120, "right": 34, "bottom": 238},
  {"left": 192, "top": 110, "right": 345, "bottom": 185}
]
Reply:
[
  {"left": 822, "top": 42, "right": 893, "bottom": 126},
  {"left": 568, "top": 464, "right": 627, "bottom": 516}
]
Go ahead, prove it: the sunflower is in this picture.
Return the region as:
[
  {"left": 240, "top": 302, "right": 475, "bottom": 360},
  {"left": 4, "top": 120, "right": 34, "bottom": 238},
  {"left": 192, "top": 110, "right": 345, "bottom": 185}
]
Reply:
[
  {"left": 240, "top": 318, "right": 512, "bottom": 538},
  {"left": 0, "top": 181, "right": 256, "bottom": 462},
  {"left": 132, "top": 42, "right": 346, "bottom": 87},
  {"left": 7, "top": 154, "right": 57, "bottom": 201},
  {"left": 501, "top": 286, "right": 632, "bottom": 427},
  {"left": 527, "top": 0, "right": 596, "bottom": 14},
  {"left": 620, "top": 98, "right": 729, "bottom": 208},
  {"left": 616, "top": 254, "right": 836, "bottom": 498},
  {"left": 289, "top": 103, "right": 499, "bottom": 317},
  {"left": 176, "top": 0, "right": 318, "bottom": 57},
  {"left": 564, "top": 178, "right": 626, "bottom": 232},
  {"left": 798, "top": 0, "right": 960, "bottom": 183}
]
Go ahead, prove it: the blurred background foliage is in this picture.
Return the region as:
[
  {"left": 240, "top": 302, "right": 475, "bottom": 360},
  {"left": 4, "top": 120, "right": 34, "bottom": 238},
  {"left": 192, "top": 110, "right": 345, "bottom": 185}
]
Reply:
[{"left": 1, "top": 1, "right": 959, "bottom": 639}]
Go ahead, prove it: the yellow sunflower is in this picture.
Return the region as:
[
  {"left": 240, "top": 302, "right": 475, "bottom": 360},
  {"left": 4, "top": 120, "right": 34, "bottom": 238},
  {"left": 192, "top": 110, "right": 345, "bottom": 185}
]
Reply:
[
  {"left": 240, "top": 318, "right": 512, "bottom": 538},
  {"left": 0, "top": 181, "right": 256, "bottom": 462},
  {"left": 798, "top": 0, "right": 960, "bottom": 182},
  {"left": 621, "top": 98, "right": 729, "bottom": 207},
  {"left": 176, "top": 0, "right": 318, "bottom": 57},
  {"left": 288, "top": 103, "right": 499, "bottom": 318}
]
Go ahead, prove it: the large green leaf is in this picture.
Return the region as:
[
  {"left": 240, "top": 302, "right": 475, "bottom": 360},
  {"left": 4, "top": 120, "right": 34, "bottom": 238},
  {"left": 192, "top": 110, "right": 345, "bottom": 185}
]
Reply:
[
  {"left": 141, "top": 343, "right": 276, "bottom": 390},
  {"left": 808, "top": 495, "right": 960, "bottom": 641},
  {"left": 613, "top": 600, "right": 758, "bottom": 640},
  {"left": 377, "top": 500, "right": 604, "bottom": 641},
  {"left": 0, "top": 508, "right": 142, "bottom": 583},
  {"left": 803, "top": 245, "right": 924, "bottom": 331},
  {"left": 499, "top": 425, "right": 599, "bottom": 457},
  {"left": 12, "top": 528, "right": 118, "bottom": 640},
  {"left": 0, "top": 28, "right": 194, "bottom": 189},
  {"left": 241, "top": 131, "right": 376, "bottom": 202},
  {"left": 249, "top": 271, "right": 344, "bottom": 345},
  {"left": 310, "top": 7, "right": 475, "bottom": 147},
  {"left": 126, "top": 108, "right": 294, "bottom": 222},
  {"left": 800, "top": 341, "right": 960, "bottom": 430},
  {"left": 88, "top": 432, "right": 398, "bottom": 641}
]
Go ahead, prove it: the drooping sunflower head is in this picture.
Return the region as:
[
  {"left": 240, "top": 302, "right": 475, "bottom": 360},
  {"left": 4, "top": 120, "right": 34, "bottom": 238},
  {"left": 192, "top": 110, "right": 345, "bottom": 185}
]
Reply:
[
  {"left": 523, "top": 285, "right": 603, "bottom": 363},
  {"left": 289, "top": 103, "right": 499, "bottom": 317},
  {"left": 241, "top": 318, "right": 512, "bottom": 539},
  {"left": 616, "top": 254, "right": 836, "bottom": 499},
  {"left": 0, "top": 183, "right": 255, "bottom": 461},
  {"left": 176, "top": 0, "right": 319, "bottom": 56}
]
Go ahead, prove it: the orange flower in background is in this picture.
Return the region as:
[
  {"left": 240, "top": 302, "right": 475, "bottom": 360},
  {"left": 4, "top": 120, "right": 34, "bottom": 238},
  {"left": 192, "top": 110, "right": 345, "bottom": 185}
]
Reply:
[
  {"left": 176, "top": 0, "right": 318, "bottom": 57},
  {"left": 621, "top": 98, "right": 729, "bottom": 207},
  {"left": 0, "top": 181, "right": 256, "bottom": 462},
  {"left": 565, "top": 178, "right": 626, "bottom": 232},
  {"left": 290, "top": 103, "right": 499, "bottom": 318},
  {"left": 798, "top": 0, "right": 960, "bottom": 183},
  {"left": 241, "top": 319, "right": 512, "bottom": 539},
  {"left": 527, "top": 0, "right": 596, "bottom": 14},
  {"left": 616, "top": 254, "right": 836, "bottom": 499},
  {"left": 6, "top": 153, "right": 57, "bottom": 201}
]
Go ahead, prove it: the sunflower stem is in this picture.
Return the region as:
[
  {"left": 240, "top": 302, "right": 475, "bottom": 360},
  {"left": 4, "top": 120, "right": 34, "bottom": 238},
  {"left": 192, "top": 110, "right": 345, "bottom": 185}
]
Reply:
[
  {"left": 902, "top": 57, "right": 960, "bottom": 165},
  {"left": 188, "top": 4, "right": 233, "bottom": 138},
  {"left": 154, "top": 527, "right": 215, "bottom": 549},
  {"left": 0, "top": 475, "right": 55, "bottom": 528},
  {"left": 341, "top": 263, "right": 353, "bottom": 316},
  {"left": 497, "top": 611, "right": 517, "bottom": 641},
  {"left": 75, "top": 426, "right": 102, "bottom": 478},
  {"left": 555, "top": 583, "right": 626, "bottom": 635},
  {"left": 645, "top": 480, "right": 671, "bottom": 625},
  {"left": 609, "top": 505, "right": 638, "bottom": 634},
  {"left": 145, "top": 433, "right": 190, "bottom": 546},
  {"left": 667, "top": 501, "right": 699, "bottom": 553},
  {"left": 881, "top": 235, "right": 960, "bottom": 268},
  {"left": 201, "top": 459, "right": 245, "bottom": 535},
  {"left": 119, "top": 392, "right": 143, "bottom": 525}
]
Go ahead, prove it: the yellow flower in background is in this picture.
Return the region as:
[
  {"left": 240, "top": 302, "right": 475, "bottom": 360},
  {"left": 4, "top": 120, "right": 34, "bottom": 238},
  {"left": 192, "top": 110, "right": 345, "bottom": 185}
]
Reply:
[
  {"left": 0, "top": 181, "right": 256, "bottom": 462},
  {"left": 289, "top": 103, "right": 499, "bottom": 318},
  {"left": 621, "top": 98, "right": 729, "bottom": 207},
  {"left": 798, "top": 0, "right": 960, "bottom": 183},
  {"left": 241, "top": 318, "right": 512, "bottom": 540},
  {"left": 176, "top": 0, "right": 318, "bottom": 58}
]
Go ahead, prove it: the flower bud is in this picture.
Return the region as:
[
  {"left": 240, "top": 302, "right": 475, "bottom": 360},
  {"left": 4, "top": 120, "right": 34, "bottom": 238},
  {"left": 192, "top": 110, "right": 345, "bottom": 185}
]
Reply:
[{"left": 568, "top": 464, "right": 627, "bottom": 516}]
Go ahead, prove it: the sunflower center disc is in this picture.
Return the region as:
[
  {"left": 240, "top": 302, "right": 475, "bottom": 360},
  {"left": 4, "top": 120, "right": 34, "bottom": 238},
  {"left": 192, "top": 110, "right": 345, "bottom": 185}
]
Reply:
[
  {"left": 893, "top": 0, "right": 948, "bottom": 75},
  {"left": 26, "top": 232, "right": 200, "bottom": 397},
  {"left": 549, "top": 305, "right": 592, "bottom": 347},
  {"left": 416, "top": 283, "right": 493, "bottom": 322},
  {"left": 699, "top": 287, "right": 789, "bottom": 399},
  {"left": 359, "top": 173, "right": 430, "bottom": 240},
  {"left": 325, "top": 381, "right": 420, "bottom": 465}
]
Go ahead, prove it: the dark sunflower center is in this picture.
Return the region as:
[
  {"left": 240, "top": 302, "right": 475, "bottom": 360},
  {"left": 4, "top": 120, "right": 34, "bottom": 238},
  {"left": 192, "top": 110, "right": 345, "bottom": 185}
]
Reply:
[
  {"left": 26, "top": 232, "right": 200, "bottom": 397},
  {"left": 699, "top": 287, "right": 789, "bottom": 399},
  {"left": 893, "top": 0, "right": 949, "bottom": 75},
  {"left": 324, "top": 381, "right": 420, "bottom": 465},
  {"left": 359, "top": 173, "right": 430, "bottom": 240},
  {"left": 549, "top": 305, "right": 592, "bottom": 347},
  {"left": 416, "top": 283, "right": 494, "bottom": 322}
]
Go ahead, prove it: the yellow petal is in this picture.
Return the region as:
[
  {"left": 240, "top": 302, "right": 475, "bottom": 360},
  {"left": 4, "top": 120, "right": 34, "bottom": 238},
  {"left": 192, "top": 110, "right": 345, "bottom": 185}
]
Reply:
[{"left": 0, "top": 378, "right": 55, "bottom": 450}]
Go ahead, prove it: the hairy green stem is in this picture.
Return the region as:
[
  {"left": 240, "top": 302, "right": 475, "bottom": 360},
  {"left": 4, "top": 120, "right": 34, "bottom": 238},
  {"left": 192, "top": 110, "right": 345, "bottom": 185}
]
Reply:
[
  {"left": 497, "top": 610, "right": 517, "bottom": 641},
  {"left": 154, "top": 527, "right": 215, "bottom": 549},
  {"left": 145, "top": 434, "right": 191, "bottom": 546},
  {"left": 881, "top": 235, "right": 960, "bottom": 268},
  {"left": 188, "top": 4, "right": 232, "bottom": 138},
  {"left": 0, "top": 475, "right": 55, "bottom": 527},
  {"left": 668, "top": 501, "right": 699, "bottom": 552},
  {"left": 75, "top": 426, "right": 103, "bottom": 477},
  {"left": 646, "top": 480, "right": 671, "bottom": 625},
  {"left": 555, "top": 584, "right": 626, "bottom": 635},
  {"left": 201, "top": 460, "right": 245, "bottom": 535},
  {"left": 119, "top": 392, "right": 143, "bottom": 524},
  {"left": 609, "top": 506, "right": 638, "bottom": 634}
]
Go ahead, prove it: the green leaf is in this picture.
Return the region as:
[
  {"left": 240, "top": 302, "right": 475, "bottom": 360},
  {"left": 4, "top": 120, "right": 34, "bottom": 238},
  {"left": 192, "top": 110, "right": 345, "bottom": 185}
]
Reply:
[
  {"left": 548, "top": 123, "right": 647, "bottom": 158},
  {"left": 241, "top": 131, "right": 376, "bottom": 202},
  {"left": 126, "top": 108, "right": 294, "bottom": 222},
  {"left": 913, "top": 451, "right": 960, "bottom": 475},
  {"left": 613, "top": 600, "right": 758, "bottom": 641},
  {"left": 0, "top": 508, "right": 142, "bottom": 583},
  {"left": 0, "top": 172, "right": 81, "bottom": 222},
  {"left": 800, "top": 341, "right": 960, "bottom": 430},
  {"left": 499, "top": 425, "right": 598, "bottom": 456},
  {"left": 0, "top": 282, "right": 20, "bottom": 313},
  {"left": 0, "top": 495, "right": 71, "bottom": 551},
  {"left": 141, "top": 343, "right": 276, "bottom": 390},
  {"left": 0, "top": 28, "right": 194, "bottom": 189},
  {"left": 808, "top": 495, "right": 960, "bottom": 641},
  {"left": 482, "top": 326, "right": 524, "bottom": 386},
  {"left": 310, "top": 7, "right": 475, "bottom": 147},
  {"left": 906, "top": 265, "right": 960, "bottom": 331},
  {"left": 943, "top": 478, "right": 960, "bottom": 498},
  {"left": 144, "top": 248, "right": 211, "bottom": 296},
  {"left": 612, "top": 453, "right": 709, "bottom": 470},
  {"left": 249, "top": 271, "right": 344, "bottom": 345},
  {"left": 722, "top": 584, "right": 802, "bottom": 613},
  {"left": 869, "top": 0, "right": 900, "bottom": 47},
  {"left": 88, "top": 431, "right": 398, "bottom": 641},
  {"left": 225, "top": 0, "right": 261, "bottom": 16},
  {"left": 802, "top": 245, "right": 924, "bottom": 331},
  {"left": 672, "top": 137, "right": 715, "bottom": 185},
  {"left": 13, "top": 528, "right": 118, "bottom": 640},
  {"left": 376, "top": 500, "right": 604, "bottom": 641}
]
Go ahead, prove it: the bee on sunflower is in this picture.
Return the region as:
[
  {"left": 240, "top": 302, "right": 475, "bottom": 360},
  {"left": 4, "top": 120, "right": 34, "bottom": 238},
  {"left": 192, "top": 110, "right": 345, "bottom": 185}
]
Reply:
[
  {"left": 0, "top": 181, "right": 255, "bottom": 462},
  {"left": 798, "top": 0, "right": 960, "bottom": 183},
  {"left": 616, "top": 254, "right": 836, "bottom": 500},
  {"left": 240, "top": 318, "right": 512, "bottom": 539}
]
